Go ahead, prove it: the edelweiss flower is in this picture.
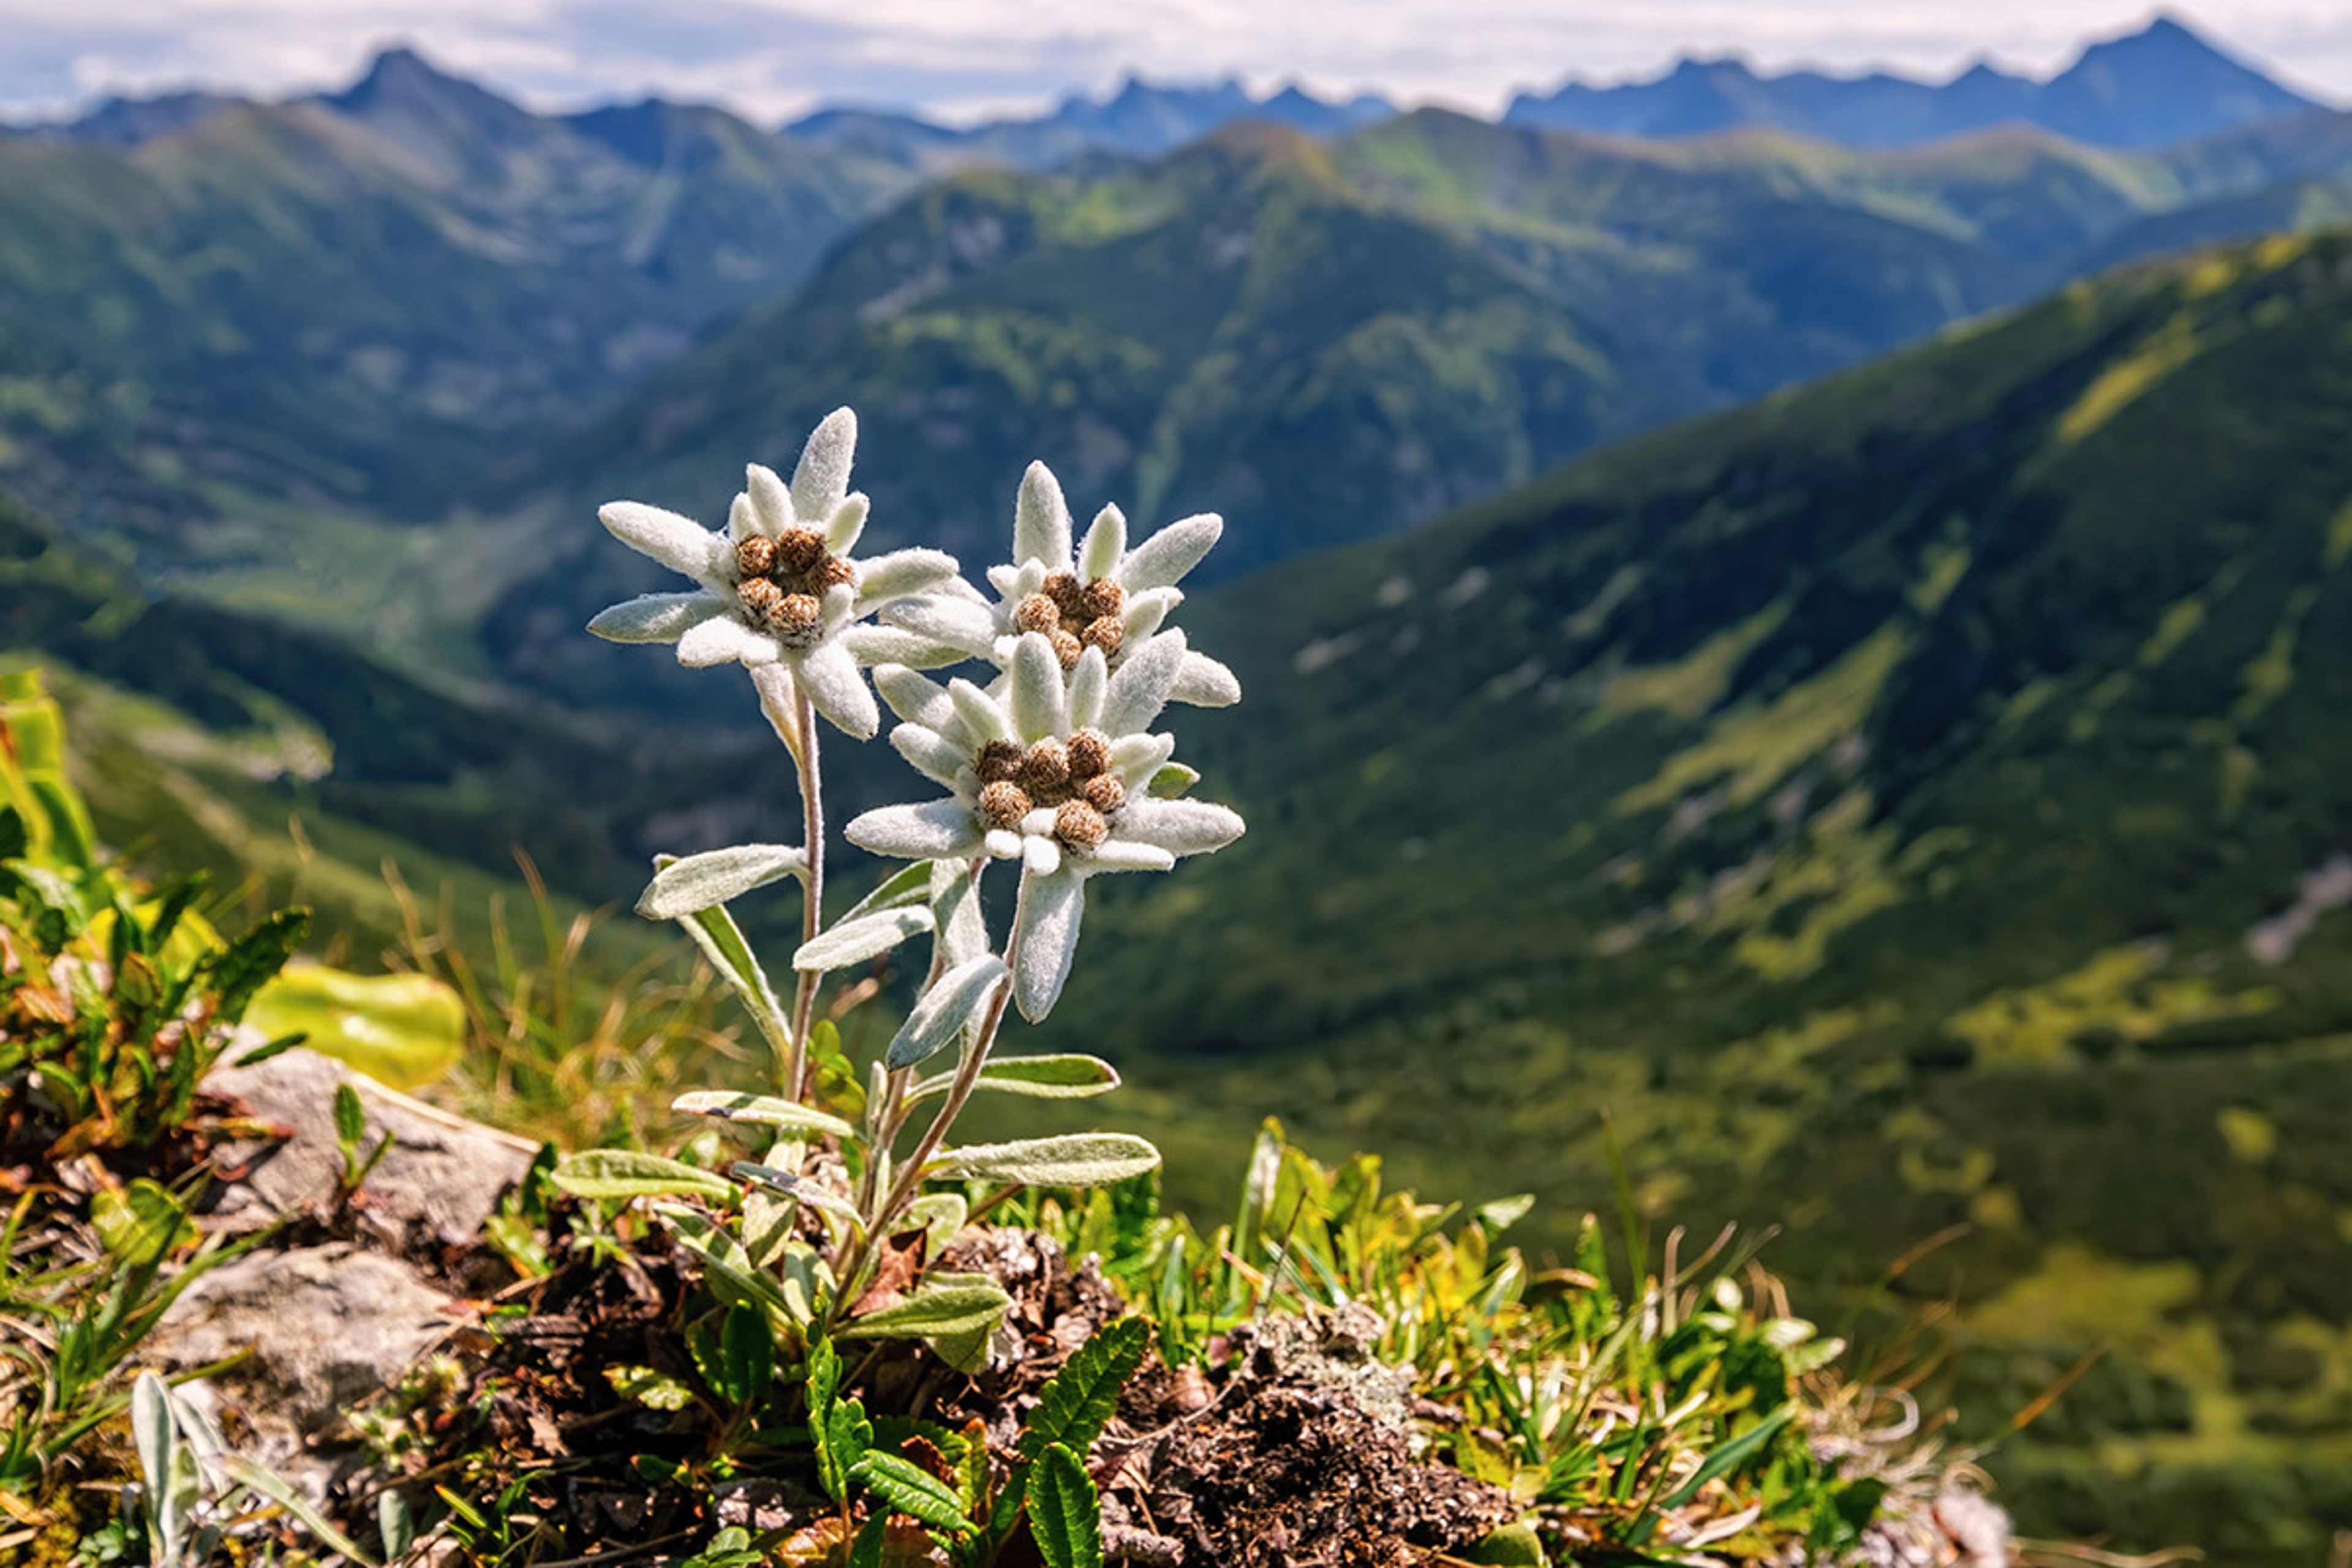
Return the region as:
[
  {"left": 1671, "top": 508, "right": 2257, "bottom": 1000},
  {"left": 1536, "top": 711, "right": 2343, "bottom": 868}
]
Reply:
[
  {"left": 586, "top": 409, "right": 961, "bottom": 737},
  {"left": 884, "top": 461, "right": 1240, "bottom": 708},
  {"left": 844, "top": 630, "right": 1245, "bottom": 1021}
]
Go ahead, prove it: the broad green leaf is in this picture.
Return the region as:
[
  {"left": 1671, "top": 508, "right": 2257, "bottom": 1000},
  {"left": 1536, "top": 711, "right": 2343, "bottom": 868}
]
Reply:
[
  {"left": 905, "top": 1055, "right": 1119, "bottom": 1106},
  {"left": 378, "top": 1491, "right": 415, "bottom": 1561},
  {"left": 655, "top": 1205, "right": 798, "bottom": 1325},
  {"left": 722, "top": 1301, "right": 776, "bottom": 1406},
  {"left": 736, "top": 1163, "right": 865, "bottom": 1237},
  {"left": 1146, "top": 762, "right": 1199, "bottom": 799},
  {"left": 92, "top": 1180, "right": 196, "bottom": 1265},
  {"left": 244, "top": 963, "right": 465, "bottom": 1090},
  {"left": 849, "top": 1514, "right": 890, "bottom": 1568},
  {"left": 905, "top": 1193, "right": 967, "bottom": 1255},
  {"left": 552, "top": 1150, "right": 736, "bottom": 1202},
  {"left": 674, "top": 1091, "right": 856, "bottom": 1140},
  {"left": 794, "top": 906, "right": 935, "bottom": 973},
  {"left": 884, "top": 957, "right": 1008, "bottom": 1070},
  {"left": 1025, "top": 1444, "right": 1102, "bottom": 1568},
  {"left": 930, "top": 1134, "right": 1160, "bottom": 1188},
  {"left": 1017, "top": 1317, "right": 1149, "bottom": 1464},
  {"left": 837, "top": 1275, "right": 1012, "bottom": 1343},
  {"left": 850, "top": 1453, "right": 973, "bottom": 1536},
  {"left": 1464, "top": 1523, "right": 1550, "bottom": 1566},
  {"left": 605, "top": 1365, "right": 696, "bottom": 1411},
  {"left": 638, "top": 844, "right": 809, "bottom": 920}
]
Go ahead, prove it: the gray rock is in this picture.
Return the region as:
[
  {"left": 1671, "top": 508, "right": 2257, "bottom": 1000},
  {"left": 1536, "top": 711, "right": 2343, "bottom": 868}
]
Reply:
[
  {"left": 153, "top": 1243, "right": 456, "bottom": 1496},
  {"left": 203, "top": 1045, "right": 538, "bottom": 1245}
]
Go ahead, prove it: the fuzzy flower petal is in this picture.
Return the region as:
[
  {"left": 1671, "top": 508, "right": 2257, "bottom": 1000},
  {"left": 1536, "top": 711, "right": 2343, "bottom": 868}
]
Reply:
[
  {"left": 1012, "top": 461, "right": 1072, "bottom": 570},
  {"left": 745, "top": 464, "right": 794, "bottom": 535},
  {"left": 875, "top": 666, "right": 957, "bottom": 731},
  {"left": 600, "top": 502, "right": 731, "bottom": 586},
  {"left": 886, "top": 594, "right": 998, "bottom": 655},
  {"left": 1077, "top": 503, "right": 1127, "bottom": 583},
  {"left": 791, "top": 408, "right": 858, "bottom": 524},
  {"left": 1098, "top": 630, "right": 1188, "bottom": 737},
  {"left": 796, "top": 638, "right": 880, "bottom": 738},
  {"left": 826, "top": 494, "right": 870, "bottom": 555},
  {"left": 841, "top": 624, "right": 968, "bottom": 671},
  {"left": 587, "top": 591, "right": 726, "bottom": 644},
  {"left": 847, "top": 800, "right": 989, "bottom": 861},
  {"left": 1115, "top": 797, "right": 1246, "bottom": 856},
  {"left": 856, "top": 548, "right": 960, "bottom": 612},
  {"left": 1011, "top": 865, "right": 1085, "bottom": 1022},
  {"left": 679, "top": 615, "right": 782, "bottom": 668},
  {"left": 1115, "top": 513, "right": 1221, "bottom": 592},
  {"left": 1009, "top": 631, "right": 1067, "bottom": 744},
  {"left": 1170, "top": 650, "right": 1242, "bottom": 708}
]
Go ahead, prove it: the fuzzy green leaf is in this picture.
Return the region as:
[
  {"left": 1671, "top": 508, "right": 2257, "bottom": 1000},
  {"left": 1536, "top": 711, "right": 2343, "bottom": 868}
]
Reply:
[
  {"left": 673, "top": 1091, "right": 857, "bottom": 1140},
  {"left": 637, "top": 844, "right": 809, "bottom": 920},
  {"left": 836, "top": 1275, "right": 1012, "bottom": 1343},
  {"left": 850, "top": 1452, "right": 974, "bottom": 1536},
  {"left": 793, "top": 906, "right": 934, "bottom": 973},
  {"left": 885, "top": 956, "right": 1008, "bottom": 1070},
  {"left": 551, "top": 1150, "right": 736, "bottom": 1202},
  {"left": 1025, "top": 1444, "right": 1102, "bottom": 1568},
  {"left": 905, "top": 1054, "right": 1119, "bottom": 1106},
  {"left": 930, "top": 1134, "right": 1160, "bottom": 1188}
]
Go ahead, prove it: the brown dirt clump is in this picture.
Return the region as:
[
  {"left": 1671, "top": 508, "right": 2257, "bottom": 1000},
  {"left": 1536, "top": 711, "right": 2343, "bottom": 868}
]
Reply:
[{"left": 1099, "top": 1305, "right": 1517, "bottom": 1567}]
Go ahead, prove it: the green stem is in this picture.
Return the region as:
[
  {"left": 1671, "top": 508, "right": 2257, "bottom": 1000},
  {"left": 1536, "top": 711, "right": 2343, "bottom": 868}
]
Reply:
[
  {"left": 787, "top": 682, "right": 824, "bottom": 1101},
  {"left": 824, "top": 923, "right": 1019, "bottom": 1337}
]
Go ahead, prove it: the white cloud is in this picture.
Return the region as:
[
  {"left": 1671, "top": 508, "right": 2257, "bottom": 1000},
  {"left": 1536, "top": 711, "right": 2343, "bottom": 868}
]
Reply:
[{"left": 0, "top": 0, "right": 2343, "bottom": 127}]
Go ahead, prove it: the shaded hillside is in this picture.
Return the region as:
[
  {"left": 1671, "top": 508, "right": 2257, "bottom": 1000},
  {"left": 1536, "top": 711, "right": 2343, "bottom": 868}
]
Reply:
[
  {"left": 0, "top": 48, "right": 910, "bottom": 554},
  {"left": 1007, "top": 229, "right": 2352, "bottom": 1562}
]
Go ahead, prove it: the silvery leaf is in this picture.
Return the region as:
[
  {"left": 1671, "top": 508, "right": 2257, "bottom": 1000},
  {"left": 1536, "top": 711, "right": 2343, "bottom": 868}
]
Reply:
[
  {"left": 637, "top": 844, "right": 808, "bottom": 921},
  {"left": 1170, "top": 650, "right": 1242, "bottom": 707},
  {"left": 796, "top": 638, "right": 880, "bottom": 737},
  {"left": 1011, "top": 631, "right": 1066, "bottom": 742},
  {"left": 885, "top": 956, "right": 1009, "bottom": 1069},
  {"left": 793, "top": 905, "right": 935, "bottom": 972},
  {"left": 600, "top": 500, "right": 728, "bottom": 582},
  {"left": 928, "top": 1133, "right": 1161, "bottom": 1186},
  {"left": 674, "top": 1091, "right": 858, "bottom": 1140}
]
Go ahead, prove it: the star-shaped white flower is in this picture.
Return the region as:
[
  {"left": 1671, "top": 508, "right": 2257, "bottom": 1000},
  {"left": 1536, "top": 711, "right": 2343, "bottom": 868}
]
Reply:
[
  {"left": 843, "top": 629, "right": 1244, "bottom": 1021},
  {"left": 882, "top": 461, "right": 1240, "bottom": 709},
  {"left": 586, "top": 409, "right": 962, "bottom": 737}
]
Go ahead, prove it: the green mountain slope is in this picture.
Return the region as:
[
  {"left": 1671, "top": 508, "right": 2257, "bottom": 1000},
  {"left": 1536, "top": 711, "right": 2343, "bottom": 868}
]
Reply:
[
  {"left": 487, "top": 108, "right": 2352, "bottom": 715},
  {"left": 1021, "top": 230, "right": 2352, "bottom": 1561},
  {"left": 0, "top": 51, "right": 910, "bottom": 581}
]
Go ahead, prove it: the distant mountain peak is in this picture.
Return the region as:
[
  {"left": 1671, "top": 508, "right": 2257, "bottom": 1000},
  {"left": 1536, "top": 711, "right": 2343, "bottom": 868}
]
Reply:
[{"left": 1507, "top": 13, "right": 2319, "bottom": 149}]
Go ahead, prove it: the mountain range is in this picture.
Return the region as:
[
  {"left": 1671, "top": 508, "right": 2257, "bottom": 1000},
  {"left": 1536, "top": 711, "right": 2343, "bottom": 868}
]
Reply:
[
  {"left": 18, "top": 15, "right": 2328, "bottom": 161},
  {"left": 1507, "top": 14, "right": 2323, "bottom": 147}
]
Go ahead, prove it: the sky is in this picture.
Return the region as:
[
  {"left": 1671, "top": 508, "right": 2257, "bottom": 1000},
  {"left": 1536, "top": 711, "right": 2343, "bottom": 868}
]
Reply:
[{"left": 2, "top": 1, "right": 2348, "bottom": 128}]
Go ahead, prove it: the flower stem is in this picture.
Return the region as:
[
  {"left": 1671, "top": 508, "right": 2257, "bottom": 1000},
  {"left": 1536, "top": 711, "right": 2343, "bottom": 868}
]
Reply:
[
  {"left": 787, "top": 681, "right": 825, "bottom": 1101},
  {"left": 824, "top": 925, "right": 1019, "bottom": 1336}
]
